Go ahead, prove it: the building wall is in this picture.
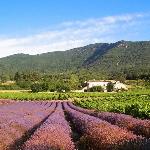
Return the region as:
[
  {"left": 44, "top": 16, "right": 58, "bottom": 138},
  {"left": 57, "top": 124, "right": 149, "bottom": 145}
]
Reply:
[
  {"left": 85, "top": 81, "right": 128, "bottom": 92},
  {"left": 114, "top": 82, "right": 128, "bottom": 90},
  {"left": 87, "top": 82, "right": 109, "bottom": 89}
]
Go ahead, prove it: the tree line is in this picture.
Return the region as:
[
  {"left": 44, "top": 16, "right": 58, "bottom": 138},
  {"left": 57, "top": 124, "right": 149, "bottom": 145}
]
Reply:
[{"left": 0, "top": 70, "right": 149, "bottom": 92}]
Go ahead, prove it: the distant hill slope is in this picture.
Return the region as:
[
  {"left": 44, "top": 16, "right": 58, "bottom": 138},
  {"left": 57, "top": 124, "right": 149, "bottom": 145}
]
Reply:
[{"left": 0, "top": 40, "right": 150, "bottom": 75}]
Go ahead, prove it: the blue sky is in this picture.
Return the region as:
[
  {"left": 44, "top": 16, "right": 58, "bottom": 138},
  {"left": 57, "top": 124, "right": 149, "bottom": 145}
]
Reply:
[{"left": 0, "top": 0, "right": 150, "bottom": 57}]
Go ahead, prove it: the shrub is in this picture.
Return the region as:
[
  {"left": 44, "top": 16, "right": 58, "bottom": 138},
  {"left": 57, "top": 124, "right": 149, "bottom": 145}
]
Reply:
[
  {"left": 31, "top": 82, "right": 49, "bottom": 93},
  {"left": 56, "top": 84, "right": 71, "bottom": 92},
  {"left": 41, "top": 82, "right": 49, "bottom": 91},
  {"left": 106, "top": 82, "right": 114, "bottom": 92},
  {"left": 125, "top": 104, "right": 140, "bottom": 118},
  {"left": 0, "top": 84, "right": 21, "bottom": 90},
  {"left": 31, "top": 83, "right": 42, "bottom": 93},
  {"left": 17, "top": 81, "right": 32, "bottom": 89},
  {"left": 88, "top": 86, "right": 104, "bottom": 92}
]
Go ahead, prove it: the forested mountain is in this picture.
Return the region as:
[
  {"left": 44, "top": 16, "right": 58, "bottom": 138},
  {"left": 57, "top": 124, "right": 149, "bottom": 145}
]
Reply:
[{"left": 0, "top": 40, "right": 150, "bottom": 78}]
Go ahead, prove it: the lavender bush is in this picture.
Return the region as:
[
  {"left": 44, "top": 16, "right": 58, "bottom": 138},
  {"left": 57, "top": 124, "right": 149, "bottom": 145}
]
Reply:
[
  {"left": 96, "top": 112, "right": 150, "bottom": 138},
  {"left": 68, "top": 102, "right": 150, "bottom": 138},
  {"left": 23, "top": 102, "right": 75, "bottom": 150},
  {"left": 64, "top": 102, "right": 149, "bottom": 150},
  {"left": 0, "top": 101, "right": 55, "bottom": 149}
]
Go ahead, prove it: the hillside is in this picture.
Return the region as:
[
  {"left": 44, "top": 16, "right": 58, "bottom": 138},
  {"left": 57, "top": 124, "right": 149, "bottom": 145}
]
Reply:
[{"left": 0, "top": 40, "right": 150, "bottom": 76}]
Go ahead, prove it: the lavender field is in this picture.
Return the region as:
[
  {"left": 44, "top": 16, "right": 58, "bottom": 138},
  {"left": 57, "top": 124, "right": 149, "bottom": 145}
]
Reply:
[{"left": 0, "top": 100, "right": 150, "bottom": 150}]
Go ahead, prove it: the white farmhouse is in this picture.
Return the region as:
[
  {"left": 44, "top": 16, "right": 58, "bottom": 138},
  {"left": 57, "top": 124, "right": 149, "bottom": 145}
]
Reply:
[
  {"left": 87, "top": 80, "right": 110, "bottom": 89},
  {"left": 82, "top": 80, "right": 128, "bottom": 92},
  {"left": 86, "top": 80, "right": 114, "bottom": 92},
  {"left": 114, "top": 81, "right": 128, "bottom": 91}
]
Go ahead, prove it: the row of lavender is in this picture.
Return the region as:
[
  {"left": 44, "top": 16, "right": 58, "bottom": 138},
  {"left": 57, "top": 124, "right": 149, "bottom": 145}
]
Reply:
[
  {"left": 24, "top": 101, "right": 150, "bottom": 149},
  {"left": 64, "top": 102, "right": 150, "bottom": 150},
  {"left": 0, "top": 101, "right": 150, "bottom": 150},
  {"left": 68, "top": 102, "right": 150, "bottom": 138},
  {"left": 23, "top": 102, "right": 75, "bottom": 150},
  {"left": 0, "top": 99, "right": 14, "bottom": 106},
  {"left": 0, "top": 101, "right": 54, "bottom": 150}
]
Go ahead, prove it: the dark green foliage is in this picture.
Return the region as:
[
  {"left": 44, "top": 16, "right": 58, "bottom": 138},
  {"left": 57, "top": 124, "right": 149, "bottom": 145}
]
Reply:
[
  {"left": 56, "top": 83, "right": 71, "bottom": 92},
  {"left": 109, "top": 72, "right": 126, "bottom": 83},
  {"left": 143, "top": 74, "right": 150, "bottom": 88},
  {"left": 125, "top": 104, "right": 149, "bottom": 119},
  {"left": 14, "top": 72, "right": 20, "bottom": 82},
  {"left": 74, "top": 90, "right": 150, "bottom": 119},
  {"left": 0, "top": 40, "right": 150, "bottom": 91},
  {"left": 13, "top": 72, "right": 41, "bottom": 89},
  {"left": 88, "top": 86, "right": 104, "bottom": 92},
  {"left": 125, "top": 104, "right": 140, "bottom": 117},
  {"left": 31, "top": 80, "right": 71, "bottom": 93},
  {"left": 106, "top": 82, "right": 114, "bottom": 92},
  {"left": 31, "top": 83, "right": 42, "bottom": 93},
  {"left": 0, "top": 84, "right": 21, "bottom": 90},
  {"left": 0, "top": 41, "right": 150, "bottom": 79},
  {"left": 0, "top": 74, "right": 10, "bottom": 83},
  {"left": 31, "top": 82, "right": 49, "bottom": 93},
  {"left": 17, "top": 81, "right": 32, "bottom": 89},
  {"left": 41, "top": 82, "right": 49, "bottom": 91}
]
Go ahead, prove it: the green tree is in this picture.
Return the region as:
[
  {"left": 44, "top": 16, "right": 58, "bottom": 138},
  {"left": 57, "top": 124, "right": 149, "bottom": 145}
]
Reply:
[
  {"left": 69, "top": 74, "right": 79, "bottom": 90},
  {"left": 106, "top": 82, "right": 114, "bottom": 92},
  {"left": 31, "top": 83, "right": 42, "bottom": 93},
  {"left": 14, "top": 72, "right": 21, "bottom": 82},
  {"left": 41, "top": 82, "right": 49, "bottom": 91},
  {"left": 0, "top": 74, "right": 10, "bottom": 83},
  {"left": 56, "top": 82, "right": 71, "bottom": 92}
]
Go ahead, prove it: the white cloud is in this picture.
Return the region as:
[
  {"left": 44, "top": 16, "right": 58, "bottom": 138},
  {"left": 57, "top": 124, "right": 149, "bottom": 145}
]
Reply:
[{"left": 0, "top": 13, "right": 148, "bottom": 58}]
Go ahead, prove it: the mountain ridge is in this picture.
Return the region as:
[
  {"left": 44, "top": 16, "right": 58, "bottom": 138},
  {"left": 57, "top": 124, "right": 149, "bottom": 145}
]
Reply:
[{"left": 0, "top": 40, "right": 150, "bottom": 76}]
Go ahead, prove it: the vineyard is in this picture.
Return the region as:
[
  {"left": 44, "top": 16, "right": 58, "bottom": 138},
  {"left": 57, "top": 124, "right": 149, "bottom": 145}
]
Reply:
[
  {"left": 0, "top": 89, "right": 149, "bottom": 119},
  {"left": 0, "top": 100, "right": 150, "bottom": 150},
  {"left": 74, "top": 93, "right": 150, "bottom": 119}
]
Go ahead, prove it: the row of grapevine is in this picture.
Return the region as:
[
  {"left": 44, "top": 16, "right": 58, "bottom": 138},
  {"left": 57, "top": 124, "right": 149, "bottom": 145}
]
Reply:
[
  {"left": 0, "top": 90, "right": 149, "bottom": 119},
  {"left": 74, "top": 94, "right": 150, "bottom": 119}
]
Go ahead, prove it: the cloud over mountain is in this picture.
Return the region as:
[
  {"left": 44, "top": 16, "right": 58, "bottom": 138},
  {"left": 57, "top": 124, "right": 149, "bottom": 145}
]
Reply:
[{"left": 0, "top": 13, "right": 149, "bottom": 58}]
